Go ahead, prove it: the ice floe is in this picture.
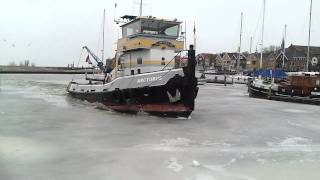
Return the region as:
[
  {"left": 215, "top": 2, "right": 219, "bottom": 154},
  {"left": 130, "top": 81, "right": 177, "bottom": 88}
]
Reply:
[{"left": 166, "top": 157, "right": 183, "bottom": 172}]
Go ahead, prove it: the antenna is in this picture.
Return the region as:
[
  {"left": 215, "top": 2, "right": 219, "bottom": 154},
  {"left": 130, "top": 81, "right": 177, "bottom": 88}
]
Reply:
[
  {"left": 114, "top": 2, "right": 118, "bottom": 23},
  {"left": 260, "top": 0, "right": 266, "bottom": 69},
  {"left": 306, "top": 0, "right": 312, "bottom": 72}
]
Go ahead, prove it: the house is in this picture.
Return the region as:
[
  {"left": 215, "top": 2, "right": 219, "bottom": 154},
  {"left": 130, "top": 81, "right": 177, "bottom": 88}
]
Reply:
[
  {"left": 246, "top": 52, "right": 277, "bottom": 71},
  {"left": 276, "top": 44, "right": 320, "bottom": 72},
  {"left": 246, "top": 53, "right": 260, "bottom": 70},
  {"left": 214, "top": 54, "right": 224, "bottom": 70},
  {"left": 264, "top": 52, "right": 278, "bottom": 69},
  {"left": 227, "top": 53, "right": 247, "bottom": 70},
  {"left": 196, "top": 53, "right": 218, "bottom": 71},
  {"left": 220, "top": 53, "right": 233, "bottom": 70}
]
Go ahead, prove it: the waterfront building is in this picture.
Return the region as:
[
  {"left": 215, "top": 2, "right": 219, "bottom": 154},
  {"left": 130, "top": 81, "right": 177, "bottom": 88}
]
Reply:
[{"left": 276, "top": 44, "right": 320, "bottom": 72}]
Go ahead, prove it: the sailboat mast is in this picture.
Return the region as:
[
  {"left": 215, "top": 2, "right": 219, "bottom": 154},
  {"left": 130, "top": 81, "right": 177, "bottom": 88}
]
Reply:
[
  {"left": 238, "top": 12, "right": 243, "bottom": 71},
  {"left": 139, "top": 0, "right": 143, "bottom": 16},
  {"left": 307, "top": 0, "right": 312, "bottom": 72},
  {"left": 102, "top": 9, "right": 106, "bottom": 62},
  {"left": 282, "top": 24, "right": 287, "bottom": 69},
  {"left": 260, "top": 0, "right": 266, "bottom": 69}
]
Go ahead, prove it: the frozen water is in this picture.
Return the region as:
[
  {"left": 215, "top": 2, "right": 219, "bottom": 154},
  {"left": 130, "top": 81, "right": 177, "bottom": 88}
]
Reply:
[
  {"left": 1, "top": 74, "right": 320, "bottom": 180},
  {"left": 166, "top": 157, "right": 183, "bottom": 172}
]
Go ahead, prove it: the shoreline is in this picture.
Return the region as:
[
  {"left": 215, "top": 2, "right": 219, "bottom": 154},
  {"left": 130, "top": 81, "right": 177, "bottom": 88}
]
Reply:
[{"left": 0, "top": 66, "right": 98, "bottom": 74}]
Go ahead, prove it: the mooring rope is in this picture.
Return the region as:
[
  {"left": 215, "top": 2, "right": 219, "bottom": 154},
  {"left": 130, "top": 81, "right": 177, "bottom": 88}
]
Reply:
[{"left": 146, "top": 50, "right": 185, "bottom": 87}]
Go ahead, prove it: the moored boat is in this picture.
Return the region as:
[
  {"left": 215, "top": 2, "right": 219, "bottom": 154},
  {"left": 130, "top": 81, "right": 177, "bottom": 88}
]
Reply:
[
  {"left": 248, "top": 72, "right": 320, "bottom": 105},
  {"left": 277, "top": 73, "right": 320, "bottom": 98},
  {"left": 248, "top": 78, "right": 278, "bottom": 98}
]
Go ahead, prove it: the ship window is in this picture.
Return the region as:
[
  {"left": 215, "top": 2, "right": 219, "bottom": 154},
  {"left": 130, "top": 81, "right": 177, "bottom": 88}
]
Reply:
[
  {"left": 164, "top": 25, "right": 179, "bottom": 36},
  {"left": 141, "top": 19, "right": 180, "bottom": 37},
  {"left": 137, "top": 69, "right": 141, "bottom": 74},
  {"left": 122, "top": 21, "right": 141, "bottom": 37},
  {"left": 81, "top": 89, "right": 84, "bottom": 92},
  {"left": 131, "top": 70, "right": 134, "bottom": 75},
  {"left": 119, "top": 54, "right": 125, "bottom": 64},
  {"left": 161, "top": 57, "right": 165, "bottom": 65},
  {"left": 91, "top": 89, "right": 95, "bottom": 92},
  {"left": 137, "top": 57, "right": 143, "bottom": 64}
]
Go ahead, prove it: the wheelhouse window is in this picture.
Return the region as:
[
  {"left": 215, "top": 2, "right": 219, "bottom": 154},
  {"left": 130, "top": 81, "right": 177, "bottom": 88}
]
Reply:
[
  {"left": 121, "top": 18, "right": 180, "bottom": 38},
  {"left": 122, "top": 21, "right": 141, "bottom": 37},
  {"left": 140, "top": 19, "right": 180, "bottom": 37}
]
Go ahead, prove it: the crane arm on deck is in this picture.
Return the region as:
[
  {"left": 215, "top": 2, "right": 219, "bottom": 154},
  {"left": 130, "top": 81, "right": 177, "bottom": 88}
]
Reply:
[{"left": 82, "top": 46, "right": 105, "bottom": 74}]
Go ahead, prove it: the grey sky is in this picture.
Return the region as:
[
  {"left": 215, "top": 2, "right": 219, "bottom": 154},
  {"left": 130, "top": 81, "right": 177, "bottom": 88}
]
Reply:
[{"left": 0, "top": 0, "right": 319, "bottom": 66}]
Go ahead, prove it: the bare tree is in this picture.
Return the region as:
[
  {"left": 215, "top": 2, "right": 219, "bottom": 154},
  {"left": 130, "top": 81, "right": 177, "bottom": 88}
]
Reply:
[{"left": 263, "top": 45, "right": 281, "bottom": 53}]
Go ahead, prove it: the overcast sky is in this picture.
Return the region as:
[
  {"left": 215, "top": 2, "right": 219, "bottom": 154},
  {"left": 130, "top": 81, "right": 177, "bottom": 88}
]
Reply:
[{"left": 0, "top": 0, "right": 319, "bottom": 66}]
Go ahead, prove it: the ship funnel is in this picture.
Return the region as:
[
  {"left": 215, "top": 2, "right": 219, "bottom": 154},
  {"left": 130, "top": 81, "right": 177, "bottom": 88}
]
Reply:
[{"left": 183, "top": 44, "right": 198, "bottom": 110}]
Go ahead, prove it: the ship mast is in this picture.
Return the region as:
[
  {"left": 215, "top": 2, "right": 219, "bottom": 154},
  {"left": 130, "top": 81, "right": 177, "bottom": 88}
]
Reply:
[
  {"left": 238, "top": 12, "right": 243, "bottom": 71},
  {"left": 193, "top": 22, "right": 196, "bottom": 50},
  {"left": 260, "top": 0, "right": 266, "bottom": 69},
  {"left": 306, "top": 0, "right": 313, "bottom": 72},
  {"left": 139, "top": 0, "right": 143, "bottom": 16}
]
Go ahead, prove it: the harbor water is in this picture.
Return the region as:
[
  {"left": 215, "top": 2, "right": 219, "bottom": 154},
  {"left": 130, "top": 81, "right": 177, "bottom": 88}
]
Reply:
[{"left": 1, "top": 74, "right": 320, "bottom": 180}]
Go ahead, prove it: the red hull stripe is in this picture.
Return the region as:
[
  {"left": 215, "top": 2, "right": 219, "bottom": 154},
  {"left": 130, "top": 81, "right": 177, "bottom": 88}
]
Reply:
[{"left": 107, "top": 103, "right": 190, "bottom": 112}]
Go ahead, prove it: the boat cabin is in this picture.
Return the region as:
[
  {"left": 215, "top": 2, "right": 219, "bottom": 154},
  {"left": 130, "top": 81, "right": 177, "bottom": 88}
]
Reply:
[
  {"left": 279, "top": 74, "right": 320, "bottom": 96},
  {"left": 115, "top": 16, "right": 184, "bottom": 77}
]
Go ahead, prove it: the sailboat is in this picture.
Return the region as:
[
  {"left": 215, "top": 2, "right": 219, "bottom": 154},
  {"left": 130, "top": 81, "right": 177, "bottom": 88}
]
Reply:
[
  {"left": 248, "top": 0, "right": 278, "bottom": 98},
  {"left": 67, "top": 2, "right": 198, "bottom": 117}
]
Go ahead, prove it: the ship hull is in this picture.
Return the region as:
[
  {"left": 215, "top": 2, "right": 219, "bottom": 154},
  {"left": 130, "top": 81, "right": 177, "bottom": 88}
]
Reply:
[
  {"left": 248, "top": 84, "right": 270, "bottom": 98},
  {"left": 67, "top": 68, "right": 198, "bottom": 118}
]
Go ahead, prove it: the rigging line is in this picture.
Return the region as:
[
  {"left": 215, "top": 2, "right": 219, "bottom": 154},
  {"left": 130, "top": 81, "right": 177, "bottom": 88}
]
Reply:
[
  {"left": 161, "top": 51, "right": 183, "bottom": 71},
  {"left": 97, "top": 11, "right": 105, "bottom": 58},
  {"left": 232, "top": 15, "right": 242, "bottom": 52},
  {"left": 147, "top": 51, "right": 183, "bottom": 87},
  {"left": 251, "top": 2, "right": 263, "bottom": 44},
  {"left": 132, "top": 0, "right": 136, "bottom": 15},
  {"left": 72, "top": 49, "right": 84, "bottom": 81}
]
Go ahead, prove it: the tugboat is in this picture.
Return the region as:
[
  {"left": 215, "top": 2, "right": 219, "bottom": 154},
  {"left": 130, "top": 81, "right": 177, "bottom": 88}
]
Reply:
[{"left": 67, "top": 15, "right": 198, "bottom": 117}]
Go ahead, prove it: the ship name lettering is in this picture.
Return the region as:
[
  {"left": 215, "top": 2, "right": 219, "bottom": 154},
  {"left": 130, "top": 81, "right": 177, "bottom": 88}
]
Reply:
[{"left": 137, "top": 76, "right": 163, "bottom": 83}]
